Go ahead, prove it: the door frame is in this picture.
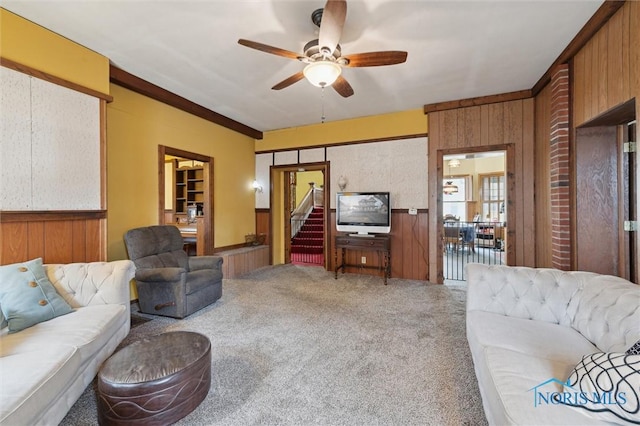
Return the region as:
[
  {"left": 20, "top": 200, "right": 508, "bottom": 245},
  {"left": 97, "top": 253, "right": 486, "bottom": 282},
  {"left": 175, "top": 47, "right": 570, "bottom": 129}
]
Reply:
[
  {"left": 270, "top": 161, "right": 330, "bottom": 269},
  {"left": 434, "top": 144, "right": 515, "bottom": 283},
  {"left": 158, "top": 145, "right": 215, "bottom": 254}
]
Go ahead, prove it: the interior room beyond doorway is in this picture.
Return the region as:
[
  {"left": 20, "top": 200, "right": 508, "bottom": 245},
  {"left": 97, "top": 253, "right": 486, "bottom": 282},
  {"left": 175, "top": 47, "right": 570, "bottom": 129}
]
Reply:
[{"left": 443, "top": 151, "right": 506, "bottom": 281}]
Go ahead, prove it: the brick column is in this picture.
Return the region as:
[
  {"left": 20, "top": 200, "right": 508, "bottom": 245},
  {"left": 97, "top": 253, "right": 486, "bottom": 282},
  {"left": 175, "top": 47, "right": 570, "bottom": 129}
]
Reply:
[{"left": 549, "top": 64, "right": 571, "bottom": 270}]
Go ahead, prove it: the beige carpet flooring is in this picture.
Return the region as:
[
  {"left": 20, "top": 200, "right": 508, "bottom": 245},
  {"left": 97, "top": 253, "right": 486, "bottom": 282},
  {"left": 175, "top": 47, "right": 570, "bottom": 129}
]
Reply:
[{"left": 61, "top": 264, "right": 487, "bottom": 426}]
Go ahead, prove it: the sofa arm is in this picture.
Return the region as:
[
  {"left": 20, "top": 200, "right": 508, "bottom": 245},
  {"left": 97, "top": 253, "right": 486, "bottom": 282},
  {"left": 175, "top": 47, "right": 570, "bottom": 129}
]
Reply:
[
  {"left": 45, "top": 260, "right": 135, "bottom": 315},
  {"left": 188, "top": 255, "right": 223, "bottom": 272},
  {"left": 135, "top": 267, "right": 185, "bottom": 283}
]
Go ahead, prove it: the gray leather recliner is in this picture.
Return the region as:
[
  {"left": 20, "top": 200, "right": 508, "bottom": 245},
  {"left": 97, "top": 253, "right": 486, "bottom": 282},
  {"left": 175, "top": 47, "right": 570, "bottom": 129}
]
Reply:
[{"left": 124, "top": 225, "right": 223, "bottom": 318}]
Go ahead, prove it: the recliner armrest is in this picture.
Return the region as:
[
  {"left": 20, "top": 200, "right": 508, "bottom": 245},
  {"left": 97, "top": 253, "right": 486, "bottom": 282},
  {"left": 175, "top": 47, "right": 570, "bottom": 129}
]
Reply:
[
  {"left": 135, "top": 267, "right": 185, "bottom": 282},
  {"left": 188, "top": 256, "right": 223, "bottom": 272}
]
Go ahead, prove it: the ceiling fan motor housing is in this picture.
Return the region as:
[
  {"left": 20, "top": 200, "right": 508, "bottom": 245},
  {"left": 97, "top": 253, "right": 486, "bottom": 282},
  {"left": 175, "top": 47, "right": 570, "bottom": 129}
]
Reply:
[{"left": 303, "top": 39, "right": 341, "bottom": 61}]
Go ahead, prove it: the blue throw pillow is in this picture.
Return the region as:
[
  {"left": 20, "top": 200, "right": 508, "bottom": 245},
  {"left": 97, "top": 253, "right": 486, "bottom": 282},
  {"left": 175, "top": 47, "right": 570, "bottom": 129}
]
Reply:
[{"left": 0, "top": 258, "right": 73, "bottom": 333}]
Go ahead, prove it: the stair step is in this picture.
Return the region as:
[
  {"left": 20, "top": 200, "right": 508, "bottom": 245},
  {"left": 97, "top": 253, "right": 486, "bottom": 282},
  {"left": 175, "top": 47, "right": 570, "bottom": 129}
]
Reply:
[
  {"left": 291, "top": 207, "right": 325, "bottom": 254},
  {"left": 292, "top": 239, "right": 323, "bottom": 246},
  {"left": 291, "top": 246, "right": 324, "bottom": 254},
  {"left": 297, "top": 231, "right": 323, "bottom": 237}
]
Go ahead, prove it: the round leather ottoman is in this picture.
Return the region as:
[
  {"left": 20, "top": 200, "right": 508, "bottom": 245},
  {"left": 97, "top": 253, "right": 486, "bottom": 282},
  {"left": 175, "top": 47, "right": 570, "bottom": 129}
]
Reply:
[{"left": 97, "top": 331, "right": 211, "bottom": 425}]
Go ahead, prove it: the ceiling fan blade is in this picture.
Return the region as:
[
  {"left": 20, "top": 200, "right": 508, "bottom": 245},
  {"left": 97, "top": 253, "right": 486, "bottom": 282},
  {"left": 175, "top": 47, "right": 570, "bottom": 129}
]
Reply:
[
  {"left": 332, "top": 75, "right": 354, "bottom": 98},
  {"left": 271, "top": 71, "right": 305, "bottom": 90},
  {"left": 318, "top": 0, "right": 347, "bottom": 56},
  {"left": 343, "top": 51, "right": 408, "bottom": 67},
  {"left": 238, "top": 39, "right": 302, "bottom": 61}
]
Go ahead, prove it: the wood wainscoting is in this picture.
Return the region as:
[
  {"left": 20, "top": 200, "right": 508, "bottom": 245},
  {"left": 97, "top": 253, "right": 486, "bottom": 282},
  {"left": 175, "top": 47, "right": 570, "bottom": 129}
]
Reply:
[
  {"left": 256, "top": 208, "right": 429, "bottom": 281},
  {"left": 0, "top": 211, "right": 106, "bottom": 265},
  {"left": 217, "top": 245, "right": 270, "bottom": 278}
]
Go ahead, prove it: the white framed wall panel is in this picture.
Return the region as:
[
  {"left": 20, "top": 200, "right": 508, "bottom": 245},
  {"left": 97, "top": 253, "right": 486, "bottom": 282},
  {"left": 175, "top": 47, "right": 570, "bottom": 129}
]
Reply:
[
  {"left": 0, "top": 66, "right": 101, "bottom": 211},
  {"left": 273, "top": 151, "right": 298, "bottom": 165},
  {"left": 327, "top": 137, "right": 428, "bottom": 209},
  {"left": 255, "top": 153, "right": 272, "bottom": 209},
  {"left": 299, "top": 147, "right": 324, "bottom": 164},
  {"left": 0, "top": 67, "right": 32, "bottom": 209},
  {"left": 254, "top": 137, "right": 428, "bottom": 210}
]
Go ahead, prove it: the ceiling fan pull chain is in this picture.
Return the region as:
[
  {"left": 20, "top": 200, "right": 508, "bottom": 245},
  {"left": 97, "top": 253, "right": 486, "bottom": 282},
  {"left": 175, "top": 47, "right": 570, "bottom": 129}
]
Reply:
[{"left": 321, "top": 86, "right": 326, "bottom": 123}]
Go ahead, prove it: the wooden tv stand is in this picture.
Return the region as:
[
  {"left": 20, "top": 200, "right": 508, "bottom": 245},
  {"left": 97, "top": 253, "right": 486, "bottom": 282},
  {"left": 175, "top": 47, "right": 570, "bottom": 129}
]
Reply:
[{"left": 334, "top": 234, "right": 391, "bottom": 285}]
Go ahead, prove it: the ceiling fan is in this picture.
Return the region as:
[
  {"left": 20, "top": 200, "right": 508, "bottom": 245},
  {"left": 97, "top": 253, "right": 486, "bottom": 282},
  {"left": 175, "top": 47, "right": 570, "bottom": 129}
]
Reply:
[{"left": 238, "top": 0, "right": 407, "bottom": 98}]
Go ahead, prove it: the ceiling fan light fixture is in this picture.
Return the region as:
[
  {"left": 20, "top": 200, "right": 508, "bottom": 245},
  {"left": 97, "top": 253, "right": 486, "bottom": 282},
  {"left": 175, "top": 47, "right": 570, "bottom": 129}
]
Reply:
[{"left": 303, "top": 61, "right": 341, "bottom": 87}]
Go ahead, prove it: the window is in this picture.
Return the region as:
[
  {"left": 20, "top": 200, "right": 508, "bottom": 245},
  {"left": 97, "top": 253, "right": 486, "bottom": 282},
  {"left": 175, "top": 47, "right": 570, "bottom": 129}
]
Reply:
[
  {"left": 443, "top": 176, "right": 471, "bottom": 219},
  {"left": 480, "top": 173, "right": 505, "bottom": 222}
]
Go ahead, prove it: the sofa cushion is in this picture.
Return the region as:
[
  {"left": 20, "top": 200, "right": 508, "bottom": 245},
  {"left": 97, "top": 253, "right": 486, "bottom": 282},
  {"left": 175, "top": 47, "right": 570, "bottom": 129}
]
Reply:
[
  {"left": 0, "top": 304, "right": 127, "bottom": 366},
  {"left": 0, "top": 346, "right": 80, "bottom": 425},
  {"left": 0, "top": 258, "right": 73, "bottom": 333},
  {"left": 569, "top": 274, "right": 640, "bottom": 353},
  {"left": 559, "top": 352, "right": 640, "bottom": 424},
  {"left": 482, "top": 346, "right": 603, "bottom": 425},
  {"left": 467, "top": 310, "right": 598, "bottom": 362}
]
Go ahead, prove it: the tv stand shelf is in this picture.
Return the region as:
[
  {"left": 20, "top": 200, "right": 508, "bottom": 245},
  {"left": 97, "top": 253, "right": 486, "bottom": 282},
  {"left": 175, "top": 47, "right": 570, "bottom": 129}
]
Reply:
[{"left": 334, "top": 234, "right": 391, "bottom": 285}]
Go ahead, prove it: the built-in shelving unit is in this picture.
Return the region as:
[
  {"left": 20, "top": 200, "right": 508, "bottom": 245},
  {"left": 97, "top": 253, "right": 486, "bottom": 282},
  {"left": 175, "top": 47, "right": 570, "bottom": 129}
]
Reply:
[{"left": 175, "top": 166, "right": 204, "bottom": 217}]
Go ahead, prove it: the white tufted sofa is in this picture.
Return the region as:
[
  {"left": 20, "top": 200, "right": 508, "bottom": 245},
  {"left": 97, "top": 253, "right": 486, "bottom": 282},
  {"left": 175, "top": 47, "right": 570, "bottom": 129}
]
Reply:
[
  {"left": 466, "top": 263, "right": 640, "bottom": 425},
  {"left": 0, "top": 260, "right": 135, "bottom": 425}
]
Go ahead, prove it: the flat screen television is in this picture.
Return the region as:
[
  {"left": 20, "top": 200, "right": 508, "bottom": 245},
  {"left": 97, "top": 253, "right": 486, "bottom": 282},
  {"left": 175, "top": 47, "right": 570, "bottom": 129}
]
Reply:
[{"left": 336, "top": 192, "right": 391, "bottom": 236}]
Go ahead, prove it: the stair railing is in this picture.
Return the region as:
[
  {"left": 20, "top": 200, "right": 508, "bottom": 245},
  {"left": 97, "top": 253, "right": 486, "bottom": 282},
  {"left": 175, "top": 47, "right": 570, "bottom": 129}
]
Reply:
[{"left": 291, "top": 186, "right": 324, "bottom": 238}]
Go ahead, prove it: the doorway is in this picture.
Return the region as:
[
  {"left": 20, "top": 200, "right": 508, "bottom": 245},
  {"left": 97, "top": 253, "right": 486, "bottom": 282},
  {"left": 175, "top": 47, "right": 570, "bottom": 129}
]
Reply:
[
  {"left": 442, "top": 151, "right": 507, "bottom": 281},
  {"left": 270, "top": 162, "right": 330, "bottom": 268},
  {"left": 290, "top": 170, "right": 325, "bottom": 266},
  {"left": 575, "top": 99, "right": 637, "bottom": 282},
  {"left": 158, "top": 145, "right": 214, "bottom": 254}
]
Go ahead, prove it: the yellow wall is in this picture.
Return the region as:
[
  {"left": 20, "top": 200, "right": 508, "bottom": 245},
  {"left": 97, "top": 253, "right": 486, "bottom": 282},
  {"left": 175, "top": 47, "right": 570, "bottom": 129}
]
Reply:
[
  {"left": 258, "top": 109, "right": 427, "bottom": 151},
  {"left": 449, "top": 156, "right": 505, "bottom": 202},
  {"left": 295, "top": 171, "right": 324, "bottom": 208},
  {"left": 1, "top": 8, "right": 426, "bottom": 268},
  {"left": 107, "top": 84, "right": 257, "bottom": 260},
  {"left": 0, "top": 8, "right": 109, "bottom": 95}
]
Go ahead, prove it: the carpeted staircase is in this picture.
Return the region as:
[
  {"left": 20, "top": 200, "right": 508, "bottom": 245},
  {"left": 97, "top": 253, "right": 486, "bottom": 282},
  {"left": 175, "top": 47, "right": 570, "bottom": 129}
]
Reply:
[{"left": 291, "top": 207, "right": 324, "bottom": 264}]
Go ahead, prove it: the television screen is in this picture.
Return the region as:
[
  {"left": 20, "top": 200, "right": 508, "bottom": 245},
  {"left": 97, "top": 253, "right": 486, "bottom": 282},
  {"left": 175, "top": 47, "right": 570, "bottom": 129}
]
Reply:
[{"left": 336, "top": 192, "right": 391, "bottom": 235}]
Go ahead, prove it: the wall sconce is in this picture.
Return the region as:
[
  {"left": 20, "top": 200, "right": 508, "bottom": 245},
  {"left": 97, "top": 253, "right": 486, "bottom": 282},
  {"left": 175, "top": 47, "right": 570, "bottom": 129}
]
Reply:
[
  {"left": 448, "top": 159, "right": 461, "bottom": 168},
  {"left": 337, "top": 175, "right": 348, "bottom": 191},
  {"left": 252, "top": 180, "right": 263, "bottom": 193}
]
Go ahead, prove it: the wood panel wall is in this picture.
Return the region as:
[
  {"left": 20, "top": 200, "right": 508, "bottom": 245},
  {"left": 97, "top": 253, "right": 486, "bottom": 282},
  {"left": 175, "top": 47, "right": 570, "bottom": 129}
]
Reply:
[
  {"left": 256, "top": 208, "right": 430, "bottom": 280},
  {"left": 571, "top": 1, "right": 639, "bottom": 280},
  {"left": 427, "top": 99, "right": 535, "bottom": 282},
  {"left": 255, "top": 208, "right": 271, "bottom": 245},
  {"left": 0, "top": 212, "right": 106, "bottom": 264},
  {"left": 218, "top": 245, "right": 270, "bottom": 278},
  {"left": 534, "top": 83, "right": 553, "bottom": 267},
  {"left": 573, "top": 1, "right": 639, "bottom": 127},
  {"left": 329, "top": 210, "right": 430, "bottom": 281}
]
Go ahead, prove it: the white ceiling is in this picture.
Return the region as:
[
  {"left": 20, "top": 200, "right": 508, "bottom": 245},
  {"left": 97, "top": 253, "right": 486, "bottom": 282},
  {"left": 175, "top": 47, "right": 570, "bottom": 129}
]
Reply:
[{"left": 2, "top": 0, "right": 603, "bottom": 133}]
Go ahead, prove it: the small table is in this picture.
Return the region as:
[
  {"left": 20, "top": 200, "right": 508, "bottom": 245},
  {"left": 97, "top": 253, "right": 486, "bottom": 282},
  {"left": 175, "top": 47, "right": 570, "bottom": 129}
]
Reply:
[
  {"left": 97, "top": 331, "right": 211, "bottom": 425},
  {"left": 334, "top": 234, "right": 391, "bottom": 284}
]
